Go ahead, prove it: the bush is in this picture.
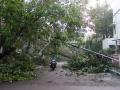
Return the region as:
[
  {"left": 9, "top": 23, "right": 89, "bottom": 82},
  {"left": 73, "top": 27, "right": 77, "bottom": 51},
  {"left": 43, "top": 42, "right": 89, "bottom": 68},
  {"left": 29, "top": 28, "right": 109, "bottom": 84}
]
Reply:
[
  {"left": 100, "top": 48, "right": 115, "bottom": 55},
  {"left": 66, "top": 53, "right": 112, "bottom": 73},
  {"left": 0, "top": 52, "right": 35, "bottom": 82},
  {"left": 34, "top": 56, "right": 50, "bottom": 66}
]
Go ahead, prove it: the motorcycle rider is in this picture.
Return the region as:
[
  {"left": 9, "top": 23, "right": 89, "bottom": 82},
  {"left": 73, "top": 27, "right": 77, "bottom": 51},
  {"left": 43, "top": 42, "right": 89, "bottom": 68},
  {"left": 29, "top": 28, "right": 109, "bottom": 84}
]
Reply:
[{"left": 50, "top": 57, "right": 57, "bottom": 70}]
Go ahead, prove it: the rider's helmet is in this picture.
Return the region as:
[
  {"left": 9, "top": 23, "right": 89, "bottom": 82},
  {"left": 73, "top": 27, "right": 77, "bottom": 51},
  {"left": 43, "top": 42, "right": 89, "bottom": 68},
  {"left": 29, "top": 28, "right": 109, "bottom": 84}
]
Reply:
[{"left": 52, "top": 59, "right": 56, "bottom": 62}]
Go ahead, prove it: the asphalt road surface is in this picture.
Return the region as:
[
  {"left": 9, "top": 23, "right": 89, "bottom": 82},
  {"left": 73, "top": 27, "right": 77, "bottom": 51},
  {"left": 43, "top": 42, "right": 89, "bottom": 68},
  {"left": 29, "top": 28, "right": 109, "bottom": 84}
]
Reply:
[{"left": 1, "top": 62, "right": 120, "bottom": 90}]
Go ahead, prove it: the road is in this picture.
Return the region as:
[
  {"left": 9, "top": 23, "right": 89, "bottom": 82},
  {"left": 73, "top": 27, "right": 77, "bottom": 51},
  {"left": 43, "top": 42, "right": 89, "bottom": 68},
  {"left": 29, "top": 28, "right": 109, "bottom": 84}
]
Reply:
[
  {"left": 1, "top": 62, "right": 120, "bottom": 90},
  {"left": 1, "top": 85, "right": 120, "bottom": 90}
]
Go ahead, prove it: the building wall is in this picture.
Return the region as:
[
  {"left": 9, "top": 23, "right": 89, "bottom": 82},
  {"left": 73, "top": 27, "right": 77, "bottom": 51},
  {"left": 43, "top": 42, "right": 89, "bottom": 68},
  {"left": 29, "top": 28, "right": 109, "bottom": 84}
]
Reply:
[
  {"left": 112, "top": 0, "right": 120, "bottom": 39},
  {"left": 102, "top": 38, "right": 116, "bottom": 49},
  {"left": 112, "top": 0, "right": 120, "bottom": 14},
  {"left": 113, "top": 13, "right": 120, "bottom": 39}
]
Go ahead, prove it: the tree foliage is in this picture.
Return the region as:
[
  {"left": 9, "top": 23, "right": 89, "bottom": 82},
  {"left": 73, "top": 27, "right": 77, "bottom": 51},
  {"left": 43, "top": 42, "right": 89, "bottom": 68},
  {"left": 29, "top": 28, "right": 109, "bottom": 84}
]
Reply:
[
  {"left": 84, "top": 4, "right": 113, "bottom": 51},
  {"left": 89, "top": 4, "right": 113, "bottom": 39},
  {"left": 66, "top": 53, "right": 112, "bottom": 73},
  {"left": 0, "top": 0, "right": 83, "bottom": 81}
]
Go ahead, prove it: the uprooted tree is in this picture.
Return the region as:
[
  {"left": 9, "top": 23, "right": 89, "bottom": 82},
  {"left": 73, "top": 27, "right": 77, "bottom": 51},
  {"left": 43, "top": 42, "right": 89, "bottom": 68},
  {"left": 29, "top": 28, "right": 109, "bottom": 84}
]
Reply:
[{"left": 0, "top": 0, "right": 83, "bottom": 81}]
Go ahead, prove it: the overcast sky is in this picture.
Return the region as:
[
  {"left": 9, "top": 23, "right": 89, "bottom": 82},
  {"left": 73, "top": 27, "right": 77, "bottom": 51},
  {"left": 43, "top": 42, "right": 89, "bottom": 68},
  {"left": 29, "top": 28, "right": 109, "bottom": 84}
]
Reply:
[
  {"left": 88, "top": 0, "right": 113, "bottom": 8},
  {"left": 24, "top": 0, "right": 118, "bottom": 10}
]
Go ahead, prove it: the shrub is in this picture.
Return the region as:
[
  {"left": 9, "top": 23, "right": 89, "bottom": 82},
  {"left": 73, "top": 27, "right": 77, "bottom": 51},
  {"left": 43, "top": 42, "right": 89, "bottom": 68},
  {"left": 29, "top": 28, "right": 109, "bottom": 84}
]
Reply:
[
  {"left": 0, "top": 52, "right": 35, "bottom": 82},
  {"left": 100, "top": 48, "right": 115, "bottom": 55},
  {"left": 66, "top": 53, "right": 112, "bottom": 73}
]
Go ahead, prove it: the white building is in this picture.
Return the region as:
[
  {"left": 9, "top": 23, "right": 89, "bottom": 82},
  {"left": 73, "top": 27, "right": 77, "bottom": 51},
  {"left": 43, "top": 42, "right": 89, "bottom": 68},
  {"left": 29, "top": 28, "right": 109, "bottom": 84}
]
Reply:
[{"left": 102, "top": 0, "right": 120, "bottom": 50}]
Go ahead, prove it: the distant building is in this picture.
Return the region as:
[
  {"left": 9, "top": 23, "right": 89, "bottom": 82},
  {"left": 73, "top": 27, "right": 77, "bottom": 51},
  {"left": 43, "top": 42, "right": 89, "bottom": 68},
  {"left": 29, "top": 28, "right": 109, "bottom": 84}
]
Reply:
[{"left": 102, "top": 0, "right": 120, "bottom": 51}]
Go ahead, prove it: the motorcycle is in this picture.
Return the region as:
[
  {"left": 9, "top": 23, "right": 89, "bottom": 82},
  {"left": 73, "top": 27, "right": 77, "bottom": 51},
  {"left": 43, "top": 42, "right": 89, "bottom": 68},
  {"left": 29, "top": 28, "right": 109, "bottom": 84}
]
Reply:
[{"left": 50, "top": 60, "right": 57, "bottom": 71}]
